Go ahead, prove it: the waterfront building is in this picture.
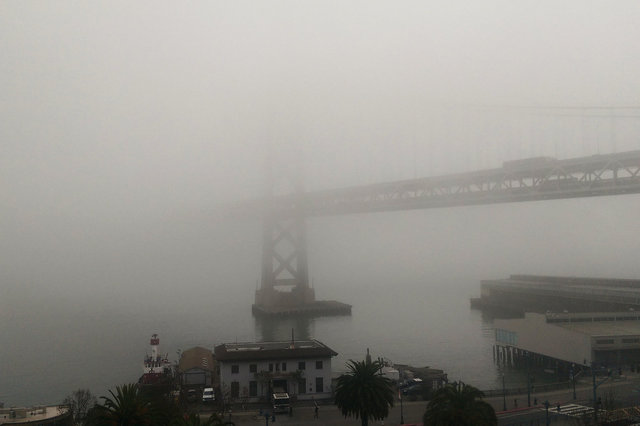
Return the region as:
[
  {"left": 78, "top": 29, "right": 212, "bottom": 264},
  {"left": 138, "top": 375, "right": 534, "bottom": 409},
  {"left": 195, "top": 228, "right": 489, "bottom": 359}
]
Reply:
[
  {"left": 214, "top": 339, "right": 337, "bottom": 402},
  {"left": 178, "top": 346, "right": 216, "bottom": 387},
  {"left": 494, "top": 312, "right": 640, "bottom": 369}
]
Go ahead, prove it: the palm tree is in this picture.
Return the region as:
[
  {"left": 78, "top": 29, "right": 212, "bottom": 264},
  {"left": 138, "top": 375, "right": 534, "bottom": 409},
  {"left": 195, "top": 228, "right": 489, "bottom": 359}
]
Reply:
[
  {"left": 423, "top": 381, "right": 497, "bottom": 426},
  {"left": 334, "top": 359, "right": 394, "bottom": 426},
  {"left": 93, "top": 383, "right": 154, "bottom": 425}
]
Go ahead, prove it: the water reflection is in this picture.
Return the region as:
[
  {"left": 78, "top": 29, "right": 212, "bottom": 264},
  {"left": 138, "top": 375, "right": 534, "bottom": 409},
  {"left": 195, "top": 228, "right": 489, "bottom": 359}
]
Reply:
[{"left": 254, "top": 315, "right": 315, "bottom": 342}]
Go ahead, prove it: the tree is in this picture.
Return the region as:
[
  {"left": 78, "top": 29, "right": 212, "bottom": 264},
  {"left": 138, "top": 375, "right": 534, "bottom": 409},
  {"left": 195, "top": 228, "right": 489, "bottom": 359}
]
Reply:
[
  {"left": 62, "top": 388, "right": 97, "bottom": 425},
  {"left": 92, "top": 383, "right": 154, "bottom": 425},
  {"left": 423, "top": 381, "right": 497, "bottom": 426},
  {"left": 334, "top": 359, "right": 394, "bottom": 426}
]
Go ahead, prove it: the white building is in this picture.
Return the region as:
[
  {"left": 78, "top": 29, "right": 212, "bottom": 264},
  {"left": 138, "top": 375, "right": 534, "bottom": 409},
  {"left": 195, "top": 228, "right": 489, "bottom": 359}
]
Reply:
[{"left": 214, "top": 339, "right": 337, "bottom": 402}]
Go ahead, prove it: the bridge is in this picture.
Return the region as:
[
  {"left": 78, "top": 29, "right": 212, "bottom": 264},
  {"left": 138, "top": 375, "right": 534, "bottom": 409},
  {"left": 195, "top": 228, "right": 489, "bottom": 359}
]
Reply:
[{"left": 251, "top": 150, "right": 640, "bottom": 316}]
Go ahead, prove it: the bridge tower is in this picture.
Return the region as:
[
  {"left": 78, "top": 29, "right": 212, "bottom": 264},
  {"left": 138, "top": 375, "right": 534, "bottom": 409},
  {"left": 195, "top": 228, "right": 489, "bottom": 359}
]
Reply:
[
  {"left": 251, "top": 143, "right": 351, "bottom": 316},
  {"left": 253, "top": 145, "right": 316, "bottom": 313},
  {"left": 254, "top": 201, "right": 316, "bottom": 310}
]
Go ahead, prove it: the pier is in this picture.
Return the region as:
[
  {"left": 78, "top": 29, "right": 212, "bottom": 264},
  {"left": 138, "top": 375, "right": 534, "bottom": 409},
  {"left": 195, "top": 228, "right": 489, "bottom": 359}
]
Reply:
[{"left": 472, "top": 274, "right": 640, "bottom": 315}]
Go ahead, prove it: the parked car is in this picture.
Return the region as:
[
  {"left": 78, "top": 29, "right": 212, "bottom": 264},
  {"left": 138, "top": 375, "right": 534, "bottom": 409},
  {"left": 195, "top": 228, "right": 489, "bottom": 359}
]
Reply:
[{"left": 186, "top": 389, "right": 197, "bottom": 403}]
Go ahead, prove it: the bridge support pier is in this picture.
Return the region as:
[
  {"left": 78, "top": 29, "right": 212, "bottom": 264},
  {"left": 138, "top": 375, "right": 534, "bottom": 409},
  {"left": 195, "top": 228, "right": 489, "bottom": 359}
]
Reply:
[{"left": 253, "top": 206, "right": 351, "bottom": 317}]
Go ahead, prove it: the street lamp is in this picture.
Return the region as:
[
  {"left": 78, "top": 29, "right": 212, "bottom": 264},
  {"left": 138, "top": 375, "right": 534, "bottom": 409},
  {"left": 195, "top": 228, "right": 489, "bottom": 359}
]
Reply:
[
  {"left": 502, "top": 373, "right": 507, "bottom": 411},
  {"left": 544, "top": 400, "right": 550, "bottom": 426},
  {"left": 590, "top": 362, "right": 610, "bottom": 422},
  {"left": 592, "top": 363, "right": 599, "bottom": 423},
  {"left": 526, "top": 351, "right": 531, "bottom": 407},
  {"left": 399, "top": 390, "right": 404, "bottom": 425},
  {"left": 571, "top": 363, "right": 576, "bottom": 400}
]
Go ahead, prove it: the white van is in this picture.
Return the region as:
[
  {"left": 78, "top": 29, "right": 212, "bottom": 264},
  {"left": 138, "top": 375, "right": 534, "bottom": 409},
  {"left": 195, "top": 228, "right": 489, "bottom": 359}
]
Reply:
[{"left": 202, "top": 387, "right": 215, "bottom": 403}]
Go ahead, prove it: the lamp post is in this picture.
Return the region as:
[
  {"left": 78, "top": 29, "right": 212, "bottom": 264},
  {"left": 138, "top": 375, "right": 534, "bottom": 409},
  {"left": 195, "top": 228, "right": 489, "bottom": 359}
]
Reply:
[
  {"left": 590, "top": 362, "right": 610, "bottom": 422},
  {"left": 399, "top": 390, "right": 404, "bottom": 425},
  {"left": 592, "top": 364, "right": 598, "bottom": 423},
  {"left": 571, "top": 363, "right": 576, "bottom": 400},
  {"left": 526, "top": 352, "right": 531, "bottom": 407},
  {"left": 502, "top": 373, "right": 507, "bottom": 411},
  {"left": 544, "top": 400, "right": 550, "bottom": 426}
]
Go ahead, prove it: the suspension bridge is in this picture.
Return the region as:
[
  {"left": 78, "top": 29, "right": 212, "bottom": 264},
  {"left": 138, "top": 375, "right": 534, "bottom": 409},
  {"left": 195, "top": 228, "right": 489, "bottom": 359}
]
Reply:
[{"left": 249, "top": 149, "right": 640, "bottom": 316}]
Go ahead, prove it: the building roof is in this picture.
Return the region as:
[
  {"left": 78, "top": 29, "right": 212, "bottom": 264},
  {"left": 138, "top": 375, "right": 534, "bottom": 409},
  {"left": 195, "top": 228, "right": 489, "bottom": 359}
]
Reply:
[
  {"left": 555, "top": 320, "right": 640, "bottom": 337},
  {"left": 547, "top": 312, "right": 640, "bottom": 337},
  {"left": 178, "top": 346, "right": 215, "bottom": 372},
  {"left": 214, "top": 339, "right": 338, "bottom": 362}
]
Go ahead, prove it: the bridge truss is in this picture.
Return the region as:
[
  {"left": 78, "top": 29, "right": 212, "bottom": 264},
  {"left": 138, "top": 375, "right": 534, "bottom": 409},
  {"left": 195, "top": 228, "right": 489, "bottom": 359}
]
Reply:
[
  {"left": 253, "top": 150, "right": 640, "bottom": 314},
  {"left": 273, "top": 150, "right": 640, "bottom": 216}
]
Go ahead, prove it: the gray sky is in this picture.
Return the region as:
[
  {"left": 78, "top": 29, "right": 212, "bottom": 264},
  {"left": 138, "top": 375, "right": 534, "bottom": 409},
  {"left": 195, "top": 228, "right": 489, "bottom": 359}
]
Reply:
[{"left": 2, "top": 1, "right": 640, "bottom": 306}]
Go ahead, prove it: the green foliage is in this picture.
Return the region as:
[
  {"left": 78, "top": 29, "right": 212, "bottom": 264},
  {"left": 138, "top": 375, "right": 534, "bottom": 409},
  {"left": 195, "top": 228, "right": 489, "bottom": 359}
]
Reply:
[
  {"left": 91, "top": 383, "right": 154, "bottom": 425},
  {"left": 334, "top": 359, "right": 395, "bottom": 426},
  {"left": 423, "top": 381, "right": 497, "bottom": 426}
]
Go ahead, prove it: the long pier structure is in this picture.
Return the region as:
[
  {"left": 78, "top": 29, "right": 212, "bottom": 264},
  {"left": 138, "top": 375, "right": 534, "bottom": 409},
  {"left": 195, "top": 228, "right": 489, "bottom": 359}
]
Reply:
[
  {"left": 472, "top": 274, "right": 640, "bottom": 314},
  {"left": 250, "top": 151, "right": 640, "bottom": 316}
]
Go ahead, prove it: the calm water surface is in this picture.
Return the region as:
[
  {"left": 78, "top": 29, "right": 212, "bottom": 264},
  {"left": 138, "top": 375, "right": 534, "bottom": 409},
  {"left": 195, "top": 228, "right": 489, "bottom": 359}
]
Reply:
[
  {"left": 4, "top": 198, "right": 638, "bottom": 406},
  {"left": 1, "top": 280, "right": 502, "bottom": 407}
]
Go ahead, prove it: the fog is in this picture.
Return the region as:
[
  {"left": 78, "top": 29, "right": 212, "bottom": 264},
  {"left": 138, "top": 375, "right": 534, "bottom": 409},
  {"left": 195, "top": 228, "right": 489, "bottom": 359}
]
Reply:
[{"left": 2, "top": 1, "right": 640, "bottom": 404}]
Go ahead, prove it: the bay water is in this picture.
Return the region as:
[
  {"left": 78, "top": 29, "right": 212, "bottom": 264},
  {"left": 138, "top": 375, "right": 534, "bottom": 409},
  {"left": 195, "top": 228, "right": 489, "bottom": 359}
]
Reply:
[{"left": 2, "top": 197, "right": 638, "bottom": 406}]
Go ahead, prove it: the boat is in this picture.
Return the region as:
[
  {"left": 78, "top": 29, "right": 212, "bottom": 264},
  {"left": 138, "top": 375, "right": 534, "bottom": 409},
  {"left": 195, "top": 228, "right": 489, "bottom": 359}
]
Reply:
[{"left": 138, "top": 334, "right": 173, "bottom": 386}]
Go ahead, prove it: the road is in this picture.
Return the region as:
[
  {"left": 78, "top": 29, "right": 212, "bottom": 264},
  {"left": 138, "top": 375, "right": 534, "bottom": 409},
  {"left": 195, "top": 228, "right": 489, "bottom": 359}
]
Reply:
[{"left": 200, "top": 374, "right": 640, "bottom": 425}]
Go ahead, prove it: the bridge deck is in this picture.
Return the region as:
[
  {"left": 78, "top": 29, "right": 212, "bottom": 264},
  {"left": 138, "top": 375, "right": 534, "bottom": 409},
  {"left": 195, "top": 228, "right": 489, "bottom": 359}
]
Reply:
[{"left": 233, "top": 150, "right": 640, "bottom": 217}]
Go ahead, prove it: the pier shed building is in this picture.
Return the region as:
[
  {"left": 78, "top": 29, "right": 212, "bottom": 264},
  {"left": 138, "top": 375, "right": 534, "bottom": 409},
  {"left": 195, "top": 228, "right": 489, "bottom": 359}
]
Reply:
[
  {"left": 473, "top": 274, "right": 640, "bottom": 314},
  {"left": 214, "top": 339, "right": 337, "bottom": 402},
  {"left": 494, "top": 312, "right": 640, "bottom": 369}
]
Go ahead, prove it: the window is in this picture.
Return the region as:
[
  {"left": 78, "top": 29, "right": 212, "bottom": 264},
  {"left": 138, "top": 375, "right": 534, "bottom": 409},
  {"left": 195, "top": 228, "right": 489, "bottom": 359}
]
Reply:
[
  {"left": 231, "top": 365, "right": 239, "bottom": 374},
  {"left": 281, "top": 362, "right": 287, "bottom": 371},
  {"left": 249, "top": 364, "right": 257, "bottom": 373},
  {"left": 495, "top": 328, "right": 518, "bottom": 346},
  {"left": 298, "top": 378, "right": 306, "bottom": 394},
  {"left": 298, "top": 361, "right": 306, "bottom": 370},
  {"left": 623, "top": 338, "right": 640, "bottom": 344},
  {"left": 269, "top": 363, "right": 274, "bottom": 372},
  {"left": 231, "top": 381, "right": 240, "bottom": 398},
  {"left": 315, "top": 360, "right": 323, "bottom": 370},
  {"left": 275, "top": 363, "right": 280, "bottom": 371},
  {"left": 596, "top": 339, "right": 614, "bottom": 345},
  {"left": 249, "top": 381, "right": 258, "bottom": 397},
  {"left": 315, "top": 377, "right": 323, "bottom": 393}
]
